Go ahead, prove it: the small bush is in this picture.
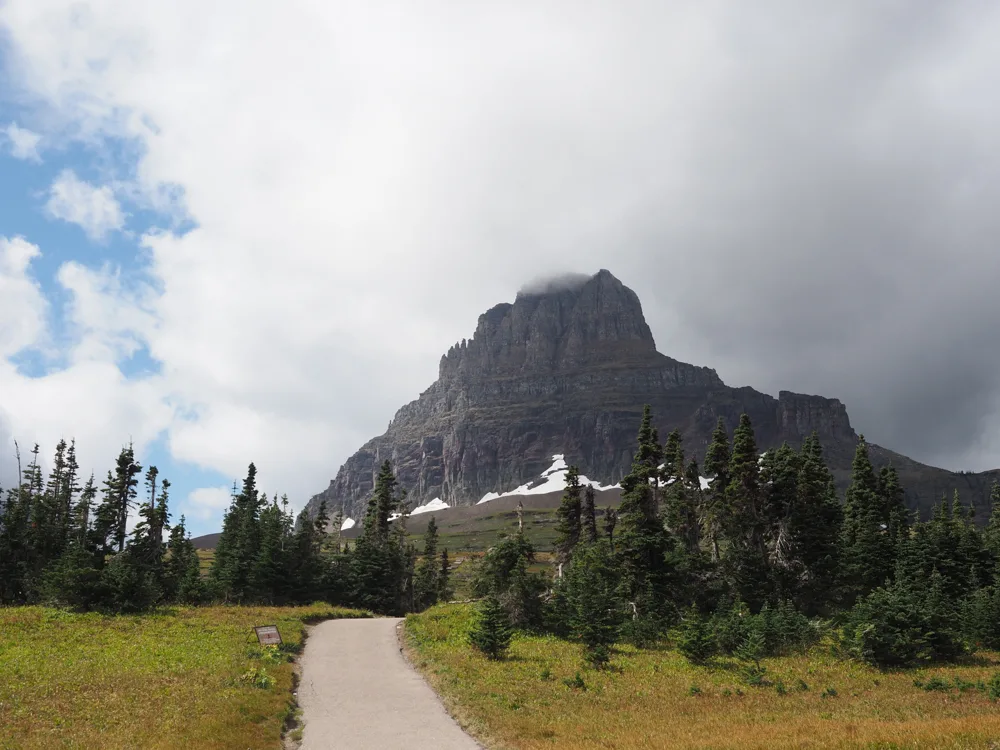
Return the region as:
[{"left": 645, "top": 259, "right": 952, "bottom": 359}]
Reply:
[
  {"left": 796, "top": 679, "right": 810, "bottom": 692},
  {"left": 540, "top": 667, "right": 552, "bottom": 681},
  {"left": 688, "top": 685, "right": 702, "bottom": 696},
  {"left": 239, "top": 667, "right": 275, "bottom": 689},
  {"left": 821, "top": 686, "right": 838, "bottom": 699},
  {"left": 563, "top": 672, "right": 586, "bottom": 691},
  {"left": 922, "top": 676, "right": 950, "bottom": 692},
  {"left": 988, "top": 672, "right": 1000, "bottom": 701},
  {"left": 775, "top": 680, "right": 787, "bottom": 695}
]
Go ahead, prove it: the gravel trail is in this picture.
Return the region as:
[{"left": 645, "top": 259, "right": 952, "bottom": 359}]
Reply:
[{"left": 298, "top": 617, "right": 481, "bottom": 750}]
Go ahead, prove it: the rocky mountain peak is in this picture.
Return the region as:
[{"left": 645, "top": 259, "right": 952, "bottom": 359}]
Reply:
[
  {"left": 305, "top": 270, "right": 1000, "bottom": 524},
  {"left": 439, "top": 269, "right": 656, "bottom": 381}
]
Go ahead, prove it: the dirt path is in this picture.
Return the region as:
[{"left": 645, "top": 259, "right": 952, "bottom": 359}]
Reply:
[{"left": 297, "top": 617, "right": 481, "bottom": 749}]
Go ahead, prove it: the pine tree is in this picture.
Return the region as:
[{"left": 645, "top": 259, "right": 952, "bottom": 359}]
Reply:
[
  {"left": 703, "top": 418, "right": 731, "bottom": 562},
  {"left": 438, "top": 548, "right": 452, "bottom": 602},
  {"left": 470, "top": 594, "right": 513, "bottom": 660},
  {"left": 164, "top": 515, "right": 204, "bottom": 603},
  {"left": 616, "top": 405, "right": 677, "bottom": 628},
  {"left": 788, "top": 434, "right": 842, "bottom": 615},
  {"left": 677, "top": 605, "right": 716, "bottom": 665},
  {"left": 414, "top": 516, "right": 441, "bottom": 610},
  {"left": 554, "top": 466, "right": 583, "bottom": 567},
  {"left": 581, "top": 484, "right": 598, "bottom": 543},
  {"left": 566, "top": 541, "right": 621, "bottom": 668},
  {"left": 211, "top": 464, "right": 264, "bottom": 601},
  {"left": 985, "top": 482, "right": 1000, "bottom": 569},
  {"left": 839, "top": 436, "right": 893, "bottom": 605},
  {"left": 723, "top": 413, "right": 771, "bottom": 610}
]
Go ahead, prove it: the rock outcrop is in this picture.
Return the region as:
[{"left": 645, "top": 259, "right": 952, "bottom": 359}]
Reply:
[{"left": 305, "top": 270, "right": 999, "bottom": 522}]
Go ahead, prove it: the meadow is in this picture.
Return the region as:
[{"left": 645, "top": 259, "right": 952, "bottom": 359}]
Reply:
[
  {"left": 0, "top": 604, "right": 369, "bottom": 750},
  {"left": 405, "top": 603, "right": 1000, "bottom": 750}
]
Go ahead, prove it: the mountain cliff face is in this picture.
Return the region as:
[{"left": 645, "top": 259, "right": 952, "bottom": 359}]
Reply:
[{"left": 305, "top": 270, "right": 999, "bottom": 522}]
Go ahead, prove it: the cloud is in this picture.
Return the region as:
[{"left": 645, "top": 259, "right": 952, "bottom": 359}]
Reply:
[
  {"left": 182, "top": 486, "right": 233, "bottom": 521},
  {"left": 45, "top": 170, "right": 125, "bottom": 240},
  {"left": 0, "top": 0, "right": 998, "bottom": 529},
  {"left": 0, "top": 236, "right": 48, "bottom": 357},
  {"left": 2, "top": 122, "right": 42, "bottom": 161}
]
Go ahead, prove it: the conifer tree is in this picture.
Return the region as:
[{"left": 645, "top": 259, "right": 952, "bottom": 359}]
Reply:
[
  {"left": 839, "top": 436, "right": 894, "bottom": 605},
  {"left": 703, "top": 418, "right": 731, "bottom": 561},
  {"left": 470, "top": 594, "right": 513, "bottom": 660},
  {"left": 554, "top": 466, "right": 583, "bottom": 567},
  {"left": 677, "top": 605, "right": 716, "bottom": 664},
  {"left": 723, "top": 413, "right": 770, "bottom": 609},
  {"left": 581, "top": 484, "right": 598, "bottom": 543},
  {"left": 566, "top": 540, "right": 621, "bottom": 668},
  {"left": 616, "top": 405, "right": 676, "bottom": 627},
  {"left": 414, "top": 516, "right": 441, "bottom": 610},
  {"left": 438, "top": 548, "right": 452, "bottom": 602},
  {"left": 164, "top": 515, "right": 204, "bottom": 603}
]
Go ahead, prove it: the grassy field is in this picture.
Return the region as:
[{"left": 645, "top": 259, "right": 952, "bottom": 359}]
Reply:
[
  {"left": 405, "top": 603, "right": 1000, "bottom": 750},
  {"left": 0, "top": 604, "right": 369, "bottom": 750}
]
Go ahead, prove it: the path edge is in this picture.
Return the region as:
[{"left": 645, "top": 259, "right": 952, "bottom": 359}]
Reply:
[{"left": 396, "top": 618, "right": 500, "bottom": 750}]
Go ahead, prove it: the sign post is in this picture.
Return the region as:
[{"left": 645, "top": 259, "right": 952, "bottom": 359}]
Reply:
[{"left": 254, "top": 625, "right": 283, "bottom": 646}]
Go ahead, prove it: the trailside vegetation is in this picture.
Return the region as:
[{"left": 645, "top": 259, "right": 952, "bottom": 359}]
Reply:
[
  {"left": 4, "top": 413, "right": 1000, "bottom": 673},
  {"left": 0, "top": 443, "right": 449, "bottom": 616},
  {"left": 466, "top": 407, "right": 1000, "bottom": 670}
]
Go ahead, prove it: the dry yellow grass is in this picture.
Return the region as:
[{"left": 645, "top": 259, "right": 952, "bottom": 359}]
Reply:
[
  {"left": 405, "top": 604, "right": 1000, "bottom": 750},
  {"left": 0, "top": 604, "right": 369, "bottom": 750}
]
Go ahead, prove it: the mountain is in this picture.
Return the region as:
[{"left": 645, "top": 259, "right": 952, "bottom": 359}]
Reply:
[{"left": 305, "top": 270, "right": 999, "bottom": 523}]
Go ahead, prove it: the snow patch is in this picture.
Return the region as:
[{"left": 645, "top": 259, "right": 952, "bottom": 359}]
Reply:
[
  {"left": 340, "top": 517, "right": 356, "bottom": 531},
  {"left": 410, "top": 497, "right": 449, "bottom": 515},
  {"left": 477, "top": 454, "right": 621, "bottom": 504}
]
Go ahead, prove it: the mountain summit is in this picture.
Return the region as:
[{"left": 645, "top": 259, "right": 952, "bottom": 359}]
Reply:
[{"left": 306, "top": 270, "right": 998, "bottom": 522}]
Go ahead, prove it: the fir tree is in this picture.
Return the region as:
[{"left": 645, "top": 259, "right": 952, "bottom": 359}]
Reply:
[
  {"left": 554, "top": 466, "right": 583, "bottom": 567},
  {"left": 723, "top": 413, "right": 771, "bottom": 610},
  {"left": 164, "top": 515, "right": 204, "bottom": 603},
  {"left": 702, "top": 418, "right": 731, "bottom": 561},
  {"left": 566, "top": 541, "right": 621, "bottom": 668},
  {"left": 470, "top": 594, "right": 513, "bottom": 660},
  {"left": 581, "top": 484, "right": 598, "bottom": 544},
  {"left": 677, "top": 605, "right": 716, "bottom": 665},
  {"left": 438, "top": 548, "right": 452, "bottom": 603},
  {"left": 616, "top": 405, "right": 677, "bottom": 628},
  {"left": 839, "top": 436, "right": 893, "bottom": 605},
  {"left": 414, "top": 516, "right": 441, "bottom": 610}
]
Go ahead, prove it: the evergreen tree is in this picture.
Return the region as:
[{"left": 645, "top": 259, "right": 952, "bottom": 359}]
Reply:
[
  {"left": 677, "top": 605, "right": 716, "bottom": 665},
  {"left": 554, "top": 466, "right": 583, "bottom": 567},
  {"left": 723, "top": 413, "right": 771, "bottom": 610},
  {"left": 211, "top": 464, "right": 264, "bottom": 601},
  {"left": 565, "top": 540, "right": 621, "bottom": 668},
  {"left": 438, "top": 548, "right": 452, "bottom": 603},
  {"left": 788, "top": 434, "right": 842, "bottom": 615},
  {"left": 414, "top": 516, "right": 441, "bottom": 610},
  {"left": 351, "top": 462, "right": 408, "bottom": 614},
  {"left": 164, "top": 515, "right": 205, "bottom": 603},
  {"left": 470, "top": 594, "right": 513, "bottom": 660},
  {"left": 839, "top": 436, "right": 894, "bottom": 605},
  {"left": 985, "top": 482, "right": 1000, "bottom": 569},
  {"left": 702, "top": 418, "right": 731, "bottom": 562},
  {"left": 616, "top": 405, "right": 677, "bottom": 629},
  {"left": 581, "top": 484, "right": 598, "bottom": 543}
]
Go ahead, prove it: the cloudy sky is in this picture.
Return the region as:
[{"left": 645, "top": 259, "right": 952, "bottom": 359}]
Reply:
[{"left": 1, "top": 1, "right": 998, "bottom": 534}]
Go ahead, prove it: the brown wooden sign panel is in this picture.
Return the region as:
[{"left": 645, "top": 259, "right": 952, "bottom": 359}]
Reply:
[{"left": 254, "top": 625, "right": 282, "bottom": 646}]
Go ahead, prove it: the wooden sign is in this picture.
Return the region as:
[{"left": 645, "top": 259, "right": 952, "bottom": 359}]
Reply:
[{"left": 254, "top": 625, "right": 282, "bottom": 646}]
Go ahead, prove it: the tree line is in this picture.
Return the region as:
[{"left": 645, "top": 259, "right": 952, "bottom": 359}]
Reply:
[
  {"left": 0, "top": 441, "right": 449, "bottom": 615},
  {"left": 467, "top": 407, "right": 1000, "bottom": 670}
]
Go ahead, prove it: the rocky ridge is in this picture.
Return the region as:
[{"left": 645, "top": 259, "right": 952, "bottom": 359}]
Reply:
[{"left": 306, "top": 270, "right": 999, "bottom": 523}]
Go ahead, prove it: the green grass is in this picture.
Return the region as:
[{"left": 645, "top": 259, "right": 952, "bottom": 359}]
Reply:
[
  {"left": 405, "top": 603, "right": 1000, "bottom": 750},
  {"left": 0, "top": 604, "right": 370, "bottom": 750}
]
